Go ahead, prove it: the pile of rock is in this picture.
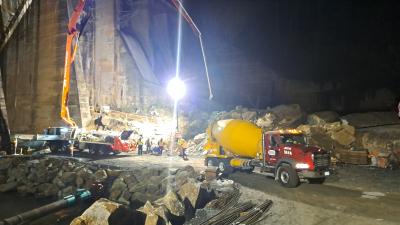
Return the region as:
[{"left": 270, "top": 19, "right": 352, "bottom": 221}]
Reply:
[
  {"left": 295, "top": 111, "right": 363, "bottom": 163},
  {"left": 0, "top": 157, "right": 110, "bottom": 197},
  {"left": 71, "top": 177, "right": 237, "bottom": 225},
  {"left": 297, "top": 111, "right": 356, "bottom": 149},
  {"left": 0, "top": 157, "right": 201, "bottom": 208},
  {"left": 256, "top": 104, "right": 305, "bottom": 129},
  {"left": 186, "top": 133, "right": 207, "bottom": 155},
  {"left": 0, "top": 156, "right": 234, "bottom": 225},
  {"left": 209, "top": 104, "right": 305, "bottom": 130},
  {"left": 107, "top": 165, "right": 200, "bottom": 208}
]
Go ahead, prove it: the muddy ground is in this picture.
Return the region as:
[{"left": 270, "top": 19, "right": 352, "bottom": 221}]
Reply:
[{"left": 47, "top": 152, "right": 400, "bottom": 225}]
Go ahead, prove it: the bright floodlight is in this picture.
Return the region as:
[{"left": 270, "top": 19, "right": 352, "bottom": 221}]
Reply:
[{"left": 167, "top": 77, "right": 186, "bottom": 100}]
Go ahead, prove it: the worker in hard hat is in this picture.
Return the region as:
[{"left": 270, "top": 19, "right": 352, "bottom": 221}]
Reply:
[{"left": 177, "top": 137, "right": 188, "bottom": 160}]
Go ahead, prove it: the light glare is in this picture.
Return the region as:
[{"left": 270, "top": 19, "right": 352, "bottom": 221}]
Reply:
[{"left": 167, "top": 77, "right": 186, "bottom": 100}]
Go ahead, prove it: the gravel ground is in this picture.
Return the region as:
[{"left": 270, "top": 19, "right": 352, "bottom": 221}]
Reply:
[{"left": 239, "top": 187, "right": 397, "bottom": 225}]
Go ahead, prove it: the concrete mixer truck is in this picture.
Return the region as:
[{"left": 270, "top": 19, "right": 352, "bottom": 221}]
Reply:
[{"left": 204, "top": 119, "right": 331, "bottom": 188}]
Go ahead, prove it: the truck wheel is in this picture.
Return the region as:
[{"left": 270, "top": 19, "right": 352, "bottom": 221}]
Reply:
[
  {"left": 97, "top": 146, "right": 110, "bottom": 156},
  {"left": 112, "top": 150, "right": 121, "bottom": 155},
  {"left": 218, "top": 159, "right": 234, "bottom": 175},
  {"left": 206, "top": 158, "right": 218, "bottom": 167},
  {"left": 308, "top": 178, "right": 326, "bottom": 184},
  {"left": 48, "top": 143, "right": 59, "bottom": 153},
  {"left": 243, "top": 166, "right": 255, "bottom": 174},
  {"left": 88, "top": 145, "right": 96, "bottom": 155},
  {"left": 277, "top": 165, "right": 299, "bottom": 188}
]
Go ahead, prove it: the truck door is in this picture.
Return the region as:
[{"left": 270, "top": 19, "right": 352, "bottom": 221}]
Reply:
[{"left": 266, "top": 134, "right": 279, "bottom": 165}]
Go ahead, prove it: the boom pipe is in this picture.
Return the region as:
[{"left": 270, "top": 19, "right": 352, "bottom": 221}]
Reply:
[
  {"left": 170, "top": 0, "right": 214, "bottom": 100},
  {"left": 60, "top": 0, "right": 87, "bottom": 127}
]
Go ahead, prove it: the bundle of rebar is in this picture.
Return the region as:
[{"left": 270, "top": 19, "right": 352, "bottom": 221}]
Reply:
[
  {"left": 200, "top": 202, "right": 254, "bottom": 225},
  {"left": 232, "top": 200, "right": 273, "bottom": 225},
  {"left": 198, "top": 189, "right": 243, "bottom": 225},
  {"left": 197, "top": 193, "right": 273, "bottom": 225}
]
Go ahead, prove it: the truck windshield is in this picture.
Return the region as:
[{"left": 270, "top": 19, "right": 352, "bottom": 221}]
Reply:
[{"left": 280, "top": 134, "right": 306, "bottom": 145}]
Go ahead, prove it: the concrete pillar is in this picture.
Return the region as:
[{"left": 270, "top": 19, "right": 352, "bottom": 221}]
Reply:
[{"left": 94, "top": 0, "right": 116, "bottom": 107}]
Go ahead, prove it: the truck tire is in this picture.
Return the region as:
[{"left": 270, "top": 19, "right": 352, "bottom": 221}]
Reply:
[
  {"left": 308, "top": 178, "right": 326, "bottom": 184},
  {"left": 97, "top": 145, "right": 111, "bottom": 156},
  {"left": 205, "top": 158, "right": 218, "bottom": 167},
  {"left": 48, "top": 143, "right": 59, "bottom": 153},
  {"left": 277, "top": 165, "right": 299, "bottom": 188},
  {"left": 243, "top": 166, "right": 255, "bottom": 174},
  {"left": 218, "top": 159, "right": 234, "bottom": 175},
  {"left": 88, "top": 145, "right": 96, "bottom": 155}
]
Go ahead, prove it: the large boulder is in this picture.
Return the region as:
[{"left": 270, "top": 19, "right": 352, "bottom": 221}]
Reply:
[
  {"left": 307, "top": 111, "right": 339, "bottom": 126},
  {"left": 0, "top": 181, "right": 18, "bottom": 192},
  {"left": 177, "top": 179, "right": 203, "bottom": 209},
  {"left": 94, "top": 169, "right": 108, "bottom": 182},
  {"left": 70, "top": 198, "right": 139, "bottom": 225},
  {"left": 256, "top": 113, "right": 276, "bottom": 129},
  {"left": 37, "top": 183, "right": 59, "bottom": 197},
  {"left": 270, "top": 104, "right": 305, "bottom": 128},
  {"left": 242, "top": 111, "right": 257, "bottom": 122},
  {"left": 0, "top": 158, "right": 13, "bottom": 171},
  {"left": 109, "top": 178, "right": 127, "bottom": 201},
  {"left": 0, "top": 174, "right": 7, "bottom": 184},
  {"left": 341, "top": 111, "right": 400, "bottom": 128},
  {"left": 155, "top": 191, "right": 185, "bottom": 217},
  {"left": 329, "top": 124, "right": 355, "bottom": 146},
  {"left": 76, "top": 168, "right": 94, "bottom": 188},
  {"left": 193, "top": 133, "right": 206, "bottom": 144},
  {"left": 357, "top": 127, "right": 400, "bottom": 152},
  {"left": 60, "top": 172, "right": 77, "bottom": 185},
  {"left": 139, "top": 201, "right": 169, "bottom": 225}
]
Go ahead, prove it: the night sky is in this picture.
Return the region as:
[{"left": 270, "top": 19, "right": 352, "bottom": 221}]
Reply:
[
  {"left": 172, "top": 0, "right": 399, "bottom": 111},
  {"left": 184, "top": 0, "right": 400, "bottom": 86}
]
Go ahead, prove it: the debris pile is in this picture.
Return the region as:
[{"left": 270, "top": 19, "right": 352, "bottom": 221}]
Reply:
[
  {"left": 186, "top": 133, "right": 207, "bottom": 156},
  {"left": 209, "top": 104, "right": 305, "bottom": 130}
]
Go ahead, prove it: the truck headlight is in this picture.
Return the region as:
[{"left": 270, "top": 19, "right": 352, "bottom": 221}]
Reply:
[{"left": 295, "top": 163, "right": 310, "bottom": 169}]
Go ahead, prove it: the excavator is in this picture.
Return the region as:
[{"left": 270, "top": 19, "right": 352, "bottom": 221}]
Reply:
[{"left": 61, "top": 0, "right": 213, "bottom": 127}]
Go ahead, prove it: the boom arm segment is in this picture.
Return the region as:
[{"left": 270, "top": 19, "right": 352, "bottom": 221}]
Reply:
[
  {"left": 61, "top": 0, "right": 87, "bottom": 127},
  {"left": 170, "top": 0, "right": 213, "bottom": 100}
]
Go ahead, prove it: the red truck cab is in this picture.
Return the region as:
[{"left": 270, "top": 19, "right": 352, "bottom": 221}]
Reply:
[{"left": 263, "top": 131, "right": 330, "bottom": 187}]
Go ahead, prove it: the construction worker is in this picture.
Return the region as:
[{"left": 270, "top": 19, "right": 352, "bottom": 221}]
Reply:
[
  {"left": 137, "top": 137, "right": 143, "bottom": 155},
  {"left": 178, "top": 138, "right": 188, "bottom": 160},
  {"left": 145, "top": 138, "right": 151, "bottom": 153},
  {"left": 157, "top": 138, "right": 164, "bottom": 155},
  {"left": 94, "top": 115, "right": 106, "bottom": 131}
]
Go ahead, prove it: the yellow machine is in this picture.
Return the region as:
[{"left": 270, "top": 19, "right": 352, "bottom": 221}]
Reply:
[
  {"left": 206, "top": 119, "right": 263, "bottom": 157},
  {"left": 205, "top": 119, "right": 264, "bottom": 172}
]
